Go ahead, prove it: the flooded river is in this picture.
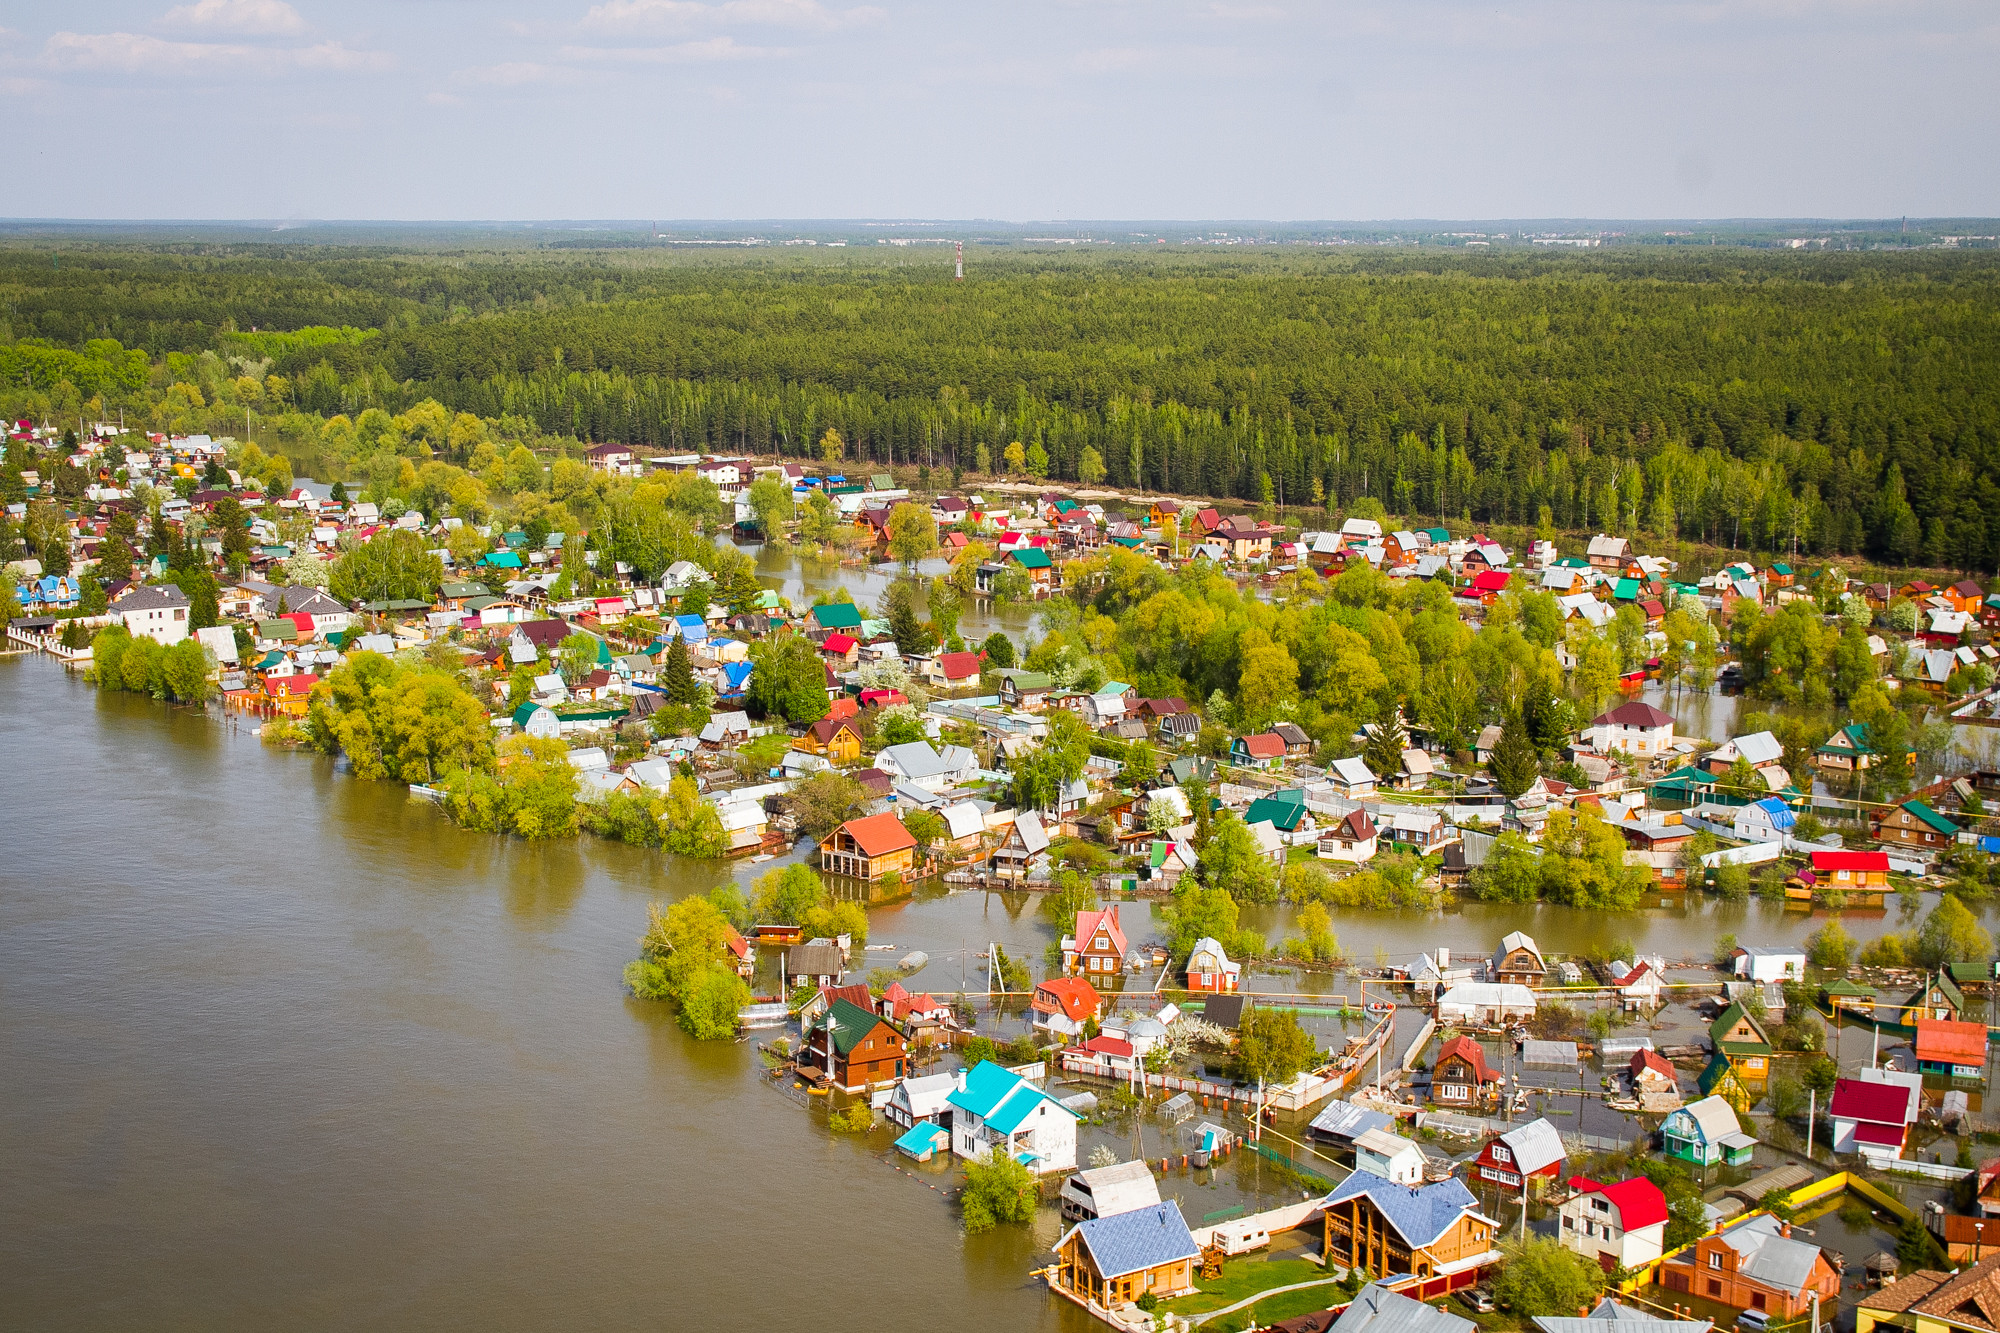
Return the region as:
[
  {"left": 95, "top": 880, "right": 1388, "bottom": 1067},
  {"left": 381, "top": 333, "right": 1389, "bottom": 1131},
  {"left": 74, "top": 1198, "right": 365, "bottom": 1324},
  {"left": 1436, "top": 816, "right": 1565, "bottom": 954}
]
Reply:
[{"left": 6, "top": 552, "right": 1998, "bottom": 1331}]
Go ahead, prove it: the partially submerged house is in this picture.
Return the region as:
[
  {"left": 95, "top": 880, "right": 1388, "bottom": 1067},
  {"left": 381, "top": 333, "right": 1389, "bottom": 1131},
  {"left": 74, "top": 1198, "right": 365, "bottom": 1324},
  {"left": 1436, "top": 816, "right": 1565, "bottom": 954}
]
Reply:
[
  {"left": 1661, "top": 1094, "right": 1756, "bottom": 1166},
  {"left": 948, "top": 1060, "right": 1079, "bottom": 1174},
  {"left": 1051, "top": 1200, "right": 1201, "bottom": 1310}
]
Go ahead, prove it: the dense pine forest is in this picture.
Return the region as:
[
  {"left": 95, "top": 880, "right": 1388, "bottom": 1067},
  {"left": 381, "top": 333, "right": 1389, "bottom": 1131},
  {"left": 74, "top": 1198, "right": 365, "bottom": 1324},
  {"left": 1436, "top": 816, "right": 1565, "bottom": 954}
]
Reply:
[{"left": 4, "top": 243, "right": 2000, "bottom": 569}]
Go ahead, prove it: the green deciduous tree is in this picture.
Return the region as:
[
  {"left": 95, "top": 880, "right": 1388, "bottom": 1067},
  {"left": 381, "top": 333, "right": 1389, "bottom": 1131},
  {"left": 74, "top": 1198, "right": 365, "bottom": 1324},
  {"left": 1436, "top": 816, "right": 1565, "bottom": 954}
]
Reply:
[{"left": 328, "top": 528, "right": 445, "bottom": 604}]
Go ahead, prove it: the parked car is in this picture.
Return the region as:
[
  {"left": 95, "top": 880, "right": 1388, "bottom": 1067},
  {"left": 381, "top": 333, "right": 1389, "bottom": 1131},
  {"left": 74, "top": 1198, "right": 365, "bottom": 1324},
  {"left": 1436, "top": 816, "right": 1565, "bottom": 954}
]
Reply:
[
  {"left": 1737, "top": 1311, "right": 1770, "bottom": 1333},
  {"left": 1459, "top": 1288, "right": 1496, "bottom": 1314}
]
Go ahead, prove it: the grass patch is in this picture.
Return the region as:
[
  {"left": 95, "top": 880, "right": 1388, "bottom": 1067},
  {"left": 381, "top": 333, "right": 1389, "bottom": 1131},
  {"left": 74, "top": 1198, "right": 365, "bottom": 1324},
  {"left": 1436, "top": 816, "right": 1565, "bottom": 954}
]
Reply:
[{"left": 1160, "top": 1257, "right": 1332, "bottom": 1318}]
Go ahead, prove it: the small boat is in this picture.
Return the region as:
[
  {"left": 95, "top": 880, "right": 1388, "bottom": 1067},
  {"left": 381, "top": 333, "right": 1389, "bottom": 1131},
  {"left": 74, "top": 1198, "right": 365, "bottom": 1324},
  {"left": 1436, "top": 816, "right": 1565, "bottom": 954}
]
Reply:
[{"left": 1367, "top": 1001, "right": 1396, "bottom": 1016}]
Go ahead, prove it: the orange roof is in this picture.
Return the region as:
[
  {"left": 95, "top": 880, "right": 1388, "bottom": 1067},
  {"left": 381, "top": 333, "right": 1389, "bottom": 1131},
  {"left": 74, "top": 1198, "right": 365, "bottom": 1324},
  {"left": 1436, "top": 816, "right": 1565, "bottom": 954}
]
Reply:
[
  {"left": 839, "top": 811, "right": 917, "bottom": 858},
  {"left": 1033, "top": 976, "right": 1102, "bottom": 1022},
  {"left": 1916, "top": 1017, "right": 1988, "bottom": 1064},
  {"left": 825, "top": 697, "right": 858, "bottom": 721},
  {"left": 1237, "top": 733, "right": 1285, "bottom": 759}
]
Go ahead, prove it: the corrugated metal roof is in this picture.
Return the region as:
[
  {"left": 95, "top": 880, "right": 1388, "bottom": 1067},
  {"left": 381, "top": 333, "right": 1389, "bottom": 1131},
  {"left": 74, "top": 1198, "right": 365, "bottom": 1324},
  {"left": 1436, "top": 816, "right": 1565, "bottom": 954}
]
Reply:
[{"left": 1333, "top": 1283, "right": 1476, "bottom": 1333}]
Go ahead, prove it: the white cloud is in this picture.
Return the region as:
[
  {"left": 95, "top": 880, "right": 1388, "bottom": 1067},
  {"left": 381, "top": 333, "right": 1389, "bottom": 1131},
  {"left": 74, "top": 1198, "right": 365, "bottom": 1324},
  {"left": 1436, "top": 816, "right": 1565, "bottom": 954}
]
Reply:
[
  {"left": 582, "top": 0, "right": 884, "bottom": 32},
  {"left": 558, "top": 36, "right": 781, "bottom": 61},
  {"left": 42, "top": 31, "right": 388, "bottom": 75},
  {"left": 160, "top": 0, "right": 306, "bottom": 36},
  {"left": 453, "top": 61, "right": 585, "bottom": 87}
]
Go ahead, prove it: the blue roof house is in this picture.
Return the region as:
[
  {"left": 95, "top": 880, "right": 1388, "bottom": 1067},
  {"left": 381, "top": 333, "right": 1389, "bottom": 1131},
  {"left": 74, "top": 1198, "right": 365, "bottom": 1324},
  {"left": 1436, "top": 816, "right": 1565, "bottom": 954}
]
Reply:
[
  {"left": 671, "top": 613, "right": 709, "bottom": 644},
  {"left": 1052, "top": 1201, "right": 1203, "bottom": 1307},
  {"left": 1731, "top": 796, "right": 1797, "bottom": 845},
  {"left": 947, "top": 1061, "right": 1079, "bottom": 1174}
]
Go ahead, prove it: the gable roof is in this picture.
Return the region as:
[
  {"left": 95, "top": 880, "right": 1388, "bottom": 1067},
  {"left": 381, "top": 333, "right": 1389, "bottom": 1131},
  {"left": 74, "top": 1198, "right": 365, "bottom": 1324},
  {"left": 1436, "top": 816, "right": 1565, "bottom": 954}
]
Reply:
[
  {"left": 1321, "top": 1173, "right": 1486, "bottom": 1250},
  {"left": 1073, "top": 905, "right": 1128, "bottom": 957},
  {"left": 1236, "top": 733, "right": 1286, "bottom": 759},
  {"left": 1496, "top": 1117, "right": 1565, "bottom": 1174},
  {"left": 949, "top": 1060, "right": 1077, "bottom": 1136},
  {"left": 1569, "top": 1176, "right": 1669, "bottom": 1230},
  {"left": 1713, "top": 1213, "right": 1825, "bottom": 1297},
  {"left": 812, "top": 996, "right": 890, "bottom": 1055},
  {"left": 1060, "top": 1201, "right": 1201, "bottom": 1281},
  {"left": 1709, "top": 1002, "right": 1772, "bottom": 1055},
  {"left": 1898, "top": 799, "right": 1960, "bottom": 836},
  {"left": 810, "top": 602, "right": 863, "bottom": 630},
  {"left": 1034, "top": 977, "right": 1102, "bottom": 1023},
  {"left": 1916, "top": 1017, "right": 1988, "bottom": 1064},
  {"left": 1674, "top": 1094, "right": 1741, "bottom": 1142},
  {"left": 839, "top": 811, "right": 917, "bottom": 858},
  {"left": 1331, "top": 1283, "right": 1477, "bottom": 1333},
  {"left": 1829, "top": 1076, "right": 1919, "bottom": 1126},
  {"left": 1435, "top": 1035, "right": 1498, "bottom": 1083}
]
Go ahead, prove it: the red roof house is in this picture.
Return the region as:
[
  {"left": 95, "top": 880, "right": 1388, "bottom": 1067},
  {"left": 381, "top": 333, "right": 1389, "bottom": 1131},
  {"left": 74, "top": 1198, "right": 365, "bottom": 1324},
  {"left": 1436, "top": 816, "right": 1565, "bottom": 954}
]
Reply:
[
  {"left": 933, "top": 650, "right": 982, "bottom": 682},
  {"left": 1063, "top": 905, "right": 1129, "bottom": 976},
  {"left": 1916, "top": 1018, "right": 1989, "bottom": 1076},
  {"left": 1031, "top": 977, "right": 1103, "bottom": 1036},
  {"left": 1829, "top": 1075, "right": 1920, "bottom": 1156}
]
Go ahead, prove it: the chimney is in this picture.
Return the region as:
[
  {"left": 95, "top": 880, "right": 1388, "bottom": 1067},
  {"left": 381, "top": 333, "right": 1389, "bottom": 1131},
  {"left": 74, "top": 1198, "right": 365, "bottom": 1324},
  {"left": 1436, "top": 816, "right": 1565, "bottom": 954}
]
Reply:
[{"left": 1779, "top": 1222, "right": 1791, "bottom": 1238}]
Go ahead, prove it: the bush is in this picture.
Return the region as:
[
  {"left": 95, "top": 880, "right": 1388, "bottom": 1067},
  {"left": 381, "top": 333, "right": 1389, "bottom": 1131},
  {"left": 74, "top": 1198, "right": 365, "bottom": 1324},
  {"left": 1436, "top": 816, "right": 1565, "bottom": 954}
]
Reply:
[
  {"left": 1493, "top": 1237, "right": 1606, "bottom": 1316},
  {"left": 830, "top": 1101, "right": 874, "bottom": 1133},
  {"left": 960, "top": 1148, "right": 1037, "bottom": 1233}
]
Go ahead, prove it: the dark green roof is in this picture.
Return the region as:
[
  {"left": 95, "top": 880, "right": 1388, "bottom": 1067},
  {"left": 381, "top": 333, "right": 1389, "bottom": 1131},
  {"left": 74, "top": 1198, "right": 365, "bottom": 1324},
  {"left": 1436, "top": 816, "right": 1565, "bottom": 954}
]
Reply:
[
  {"left": 1822, "top": 979, "right": 1879, "bottom": 999},
  {"left": 816, "top": 997, "right": 887, "bottom": 1056},
  {"left": 1244, "top": 790, "right": 1309, "bottom": 832},
  {"left": 1906, "top": 969, "right": 1966, "bottom": 1013},
  {"left": 1708, "top": 1002, "right": 1772, "bottom": 1057},
  {"left": 1901, "top": 800, "right": 1959, "bottom": 836}
]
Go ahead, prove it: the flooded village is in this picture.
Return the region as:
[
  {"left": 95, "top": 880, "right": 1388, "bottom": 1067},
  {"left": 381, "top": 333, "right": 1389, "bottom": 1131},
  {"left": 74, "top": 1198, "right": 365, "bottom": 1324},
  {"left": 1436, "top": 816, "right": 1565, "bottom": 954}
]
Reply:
[{"left": 13, "top": 426, "right": 2000, "bottom": 1333}]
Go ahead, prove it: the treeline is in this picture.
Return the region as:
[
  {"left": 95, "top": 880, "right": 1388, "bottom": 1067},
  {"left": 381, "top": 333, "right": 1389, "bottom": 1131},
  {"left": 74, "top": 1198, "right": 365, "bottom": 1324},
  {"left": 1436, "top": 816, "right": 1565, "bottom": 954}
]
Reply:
[{"left": 7, "top": 245, "right": 2000, "bottom": 567}]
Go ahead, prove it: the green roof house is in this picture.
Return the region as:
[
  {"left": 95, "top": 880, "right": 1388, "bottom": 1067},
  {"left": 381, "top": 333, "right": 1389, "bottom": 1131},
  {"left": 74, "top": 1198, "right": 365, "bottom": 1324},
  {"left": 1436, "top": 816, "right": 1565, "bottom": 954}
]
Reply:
[
  {"left": 1708, "top": 1002, "right": 1772, "bottom": 1075},
  {"left": 811, "top": 602, "right": 863, "bottom": 632}
]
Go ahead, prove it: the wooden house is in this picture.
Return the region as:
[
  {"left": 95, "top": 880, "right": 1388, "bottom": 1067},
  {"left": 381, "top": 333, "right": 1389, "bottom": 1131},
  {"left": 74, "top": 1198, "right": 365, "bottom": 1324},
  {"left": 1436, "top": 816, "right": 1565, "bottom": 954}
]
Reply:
[
  {"left": 1489, "top": 931, "right": 1546, "bottom": 987},
  {"left": 1320, "top": 1173, "right": 1501, "bottom": 1289},
  {"left": 1659, "top": 1214, "right": 1838, "bottom": 1321},
  {"left": 1052, "top": 1201, "right": 1201, "bottom": 1310},
  {"left": 1708, "top": 1002, "right": 1773, "bottom": 1077},
  {"left": 993, "top": 668, "right": 1054, "bottom": 711},
  {"left": 1906, "top": 970, "right": 1968, "bottom": 1023},
  {"left": 1817, "top": 724, "right": 1883, "bottom": 773},
  {"left": 1063, "top": 905, "right": 1129, "bottom": 977},
  {"left": 1629, "top": 1048, "right": 1677, "bottom": 1095},
  {"left": 1873, "top": 799, "right": 1958, "bottom": 851},
  {"left": 799, "top": 996, "right": 908, "bottom": 1091},
  {"left": 1811, "top": 849, "right": 1890, "bottom": 891},
  {"left": 794, "top": 716, "right": 862, "bottom": 763},
  {"left": 1431, "top": 1035, "right": 1501, "bottom": 1109},
  {"left": 1858, "top": 1246, "right": 2000, "bottom": 1333},
  {"left": 818, "top": 811, "right": 917, "bottom": 881}
]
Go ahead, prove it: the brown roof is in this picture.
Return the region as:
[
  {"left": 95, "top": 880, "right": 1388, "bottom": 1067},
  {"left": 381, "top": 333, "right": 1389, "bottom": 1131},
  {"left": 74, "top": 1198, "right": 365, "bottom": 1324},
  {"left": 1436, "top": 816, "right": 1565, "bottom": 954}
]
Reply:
[
  {"left": 807, "top": 716, "right": 858, "bottom": 744},
  {"left": 1902, "top": 1254, "right": 2000, "bottom": 1329},
  {"left": 1862, "top": 1270, "right": 1951, "bottom": 1316}
]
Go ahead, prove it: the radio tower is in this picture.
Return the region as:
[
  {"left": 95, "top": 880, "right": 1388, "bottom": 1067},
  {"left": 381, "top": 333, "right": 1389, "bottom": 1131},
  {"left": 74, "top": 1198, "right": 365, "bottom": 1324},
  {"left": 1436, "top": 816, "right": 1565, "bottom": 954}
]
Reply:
[{"left": 955, "top": 240, "right": 963, "bottom": 281}]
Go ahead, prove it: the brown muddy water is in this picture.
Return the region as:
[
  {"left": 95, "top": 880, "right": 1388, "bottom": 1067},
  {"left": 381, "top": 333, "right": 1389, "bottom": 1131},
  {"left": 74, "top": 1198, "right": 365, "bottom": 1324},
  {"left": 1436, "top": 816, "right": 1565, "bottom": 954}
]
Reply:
[{"left": 4, "top": 620, "right": 1995, "bottom": 1331}]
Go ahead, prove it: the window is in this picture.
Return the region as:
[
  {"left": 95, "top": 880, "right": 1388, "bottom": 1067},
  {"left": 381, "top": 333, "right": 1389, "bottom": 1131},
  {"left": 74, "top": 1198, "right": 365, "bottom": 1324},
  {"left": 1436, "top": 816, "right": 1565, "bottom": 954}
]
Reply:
[
  {"left": 1751, "top": 1295, "right": 1767, "bottom": 1311},
  {"left": 1708, "top": 1281, "right": 1723, "bottom": 1298}
]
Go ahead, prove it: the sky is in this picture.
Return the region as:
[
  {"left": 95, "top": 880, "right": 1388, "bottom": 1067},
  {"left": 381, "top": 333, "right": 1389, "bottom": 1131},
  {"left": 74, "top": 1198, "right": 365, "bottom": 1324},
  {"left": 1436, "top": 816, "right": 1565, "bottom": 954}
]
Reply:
[{"left": 1, "top": 0, "right": 1996, "bottom": 222}]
